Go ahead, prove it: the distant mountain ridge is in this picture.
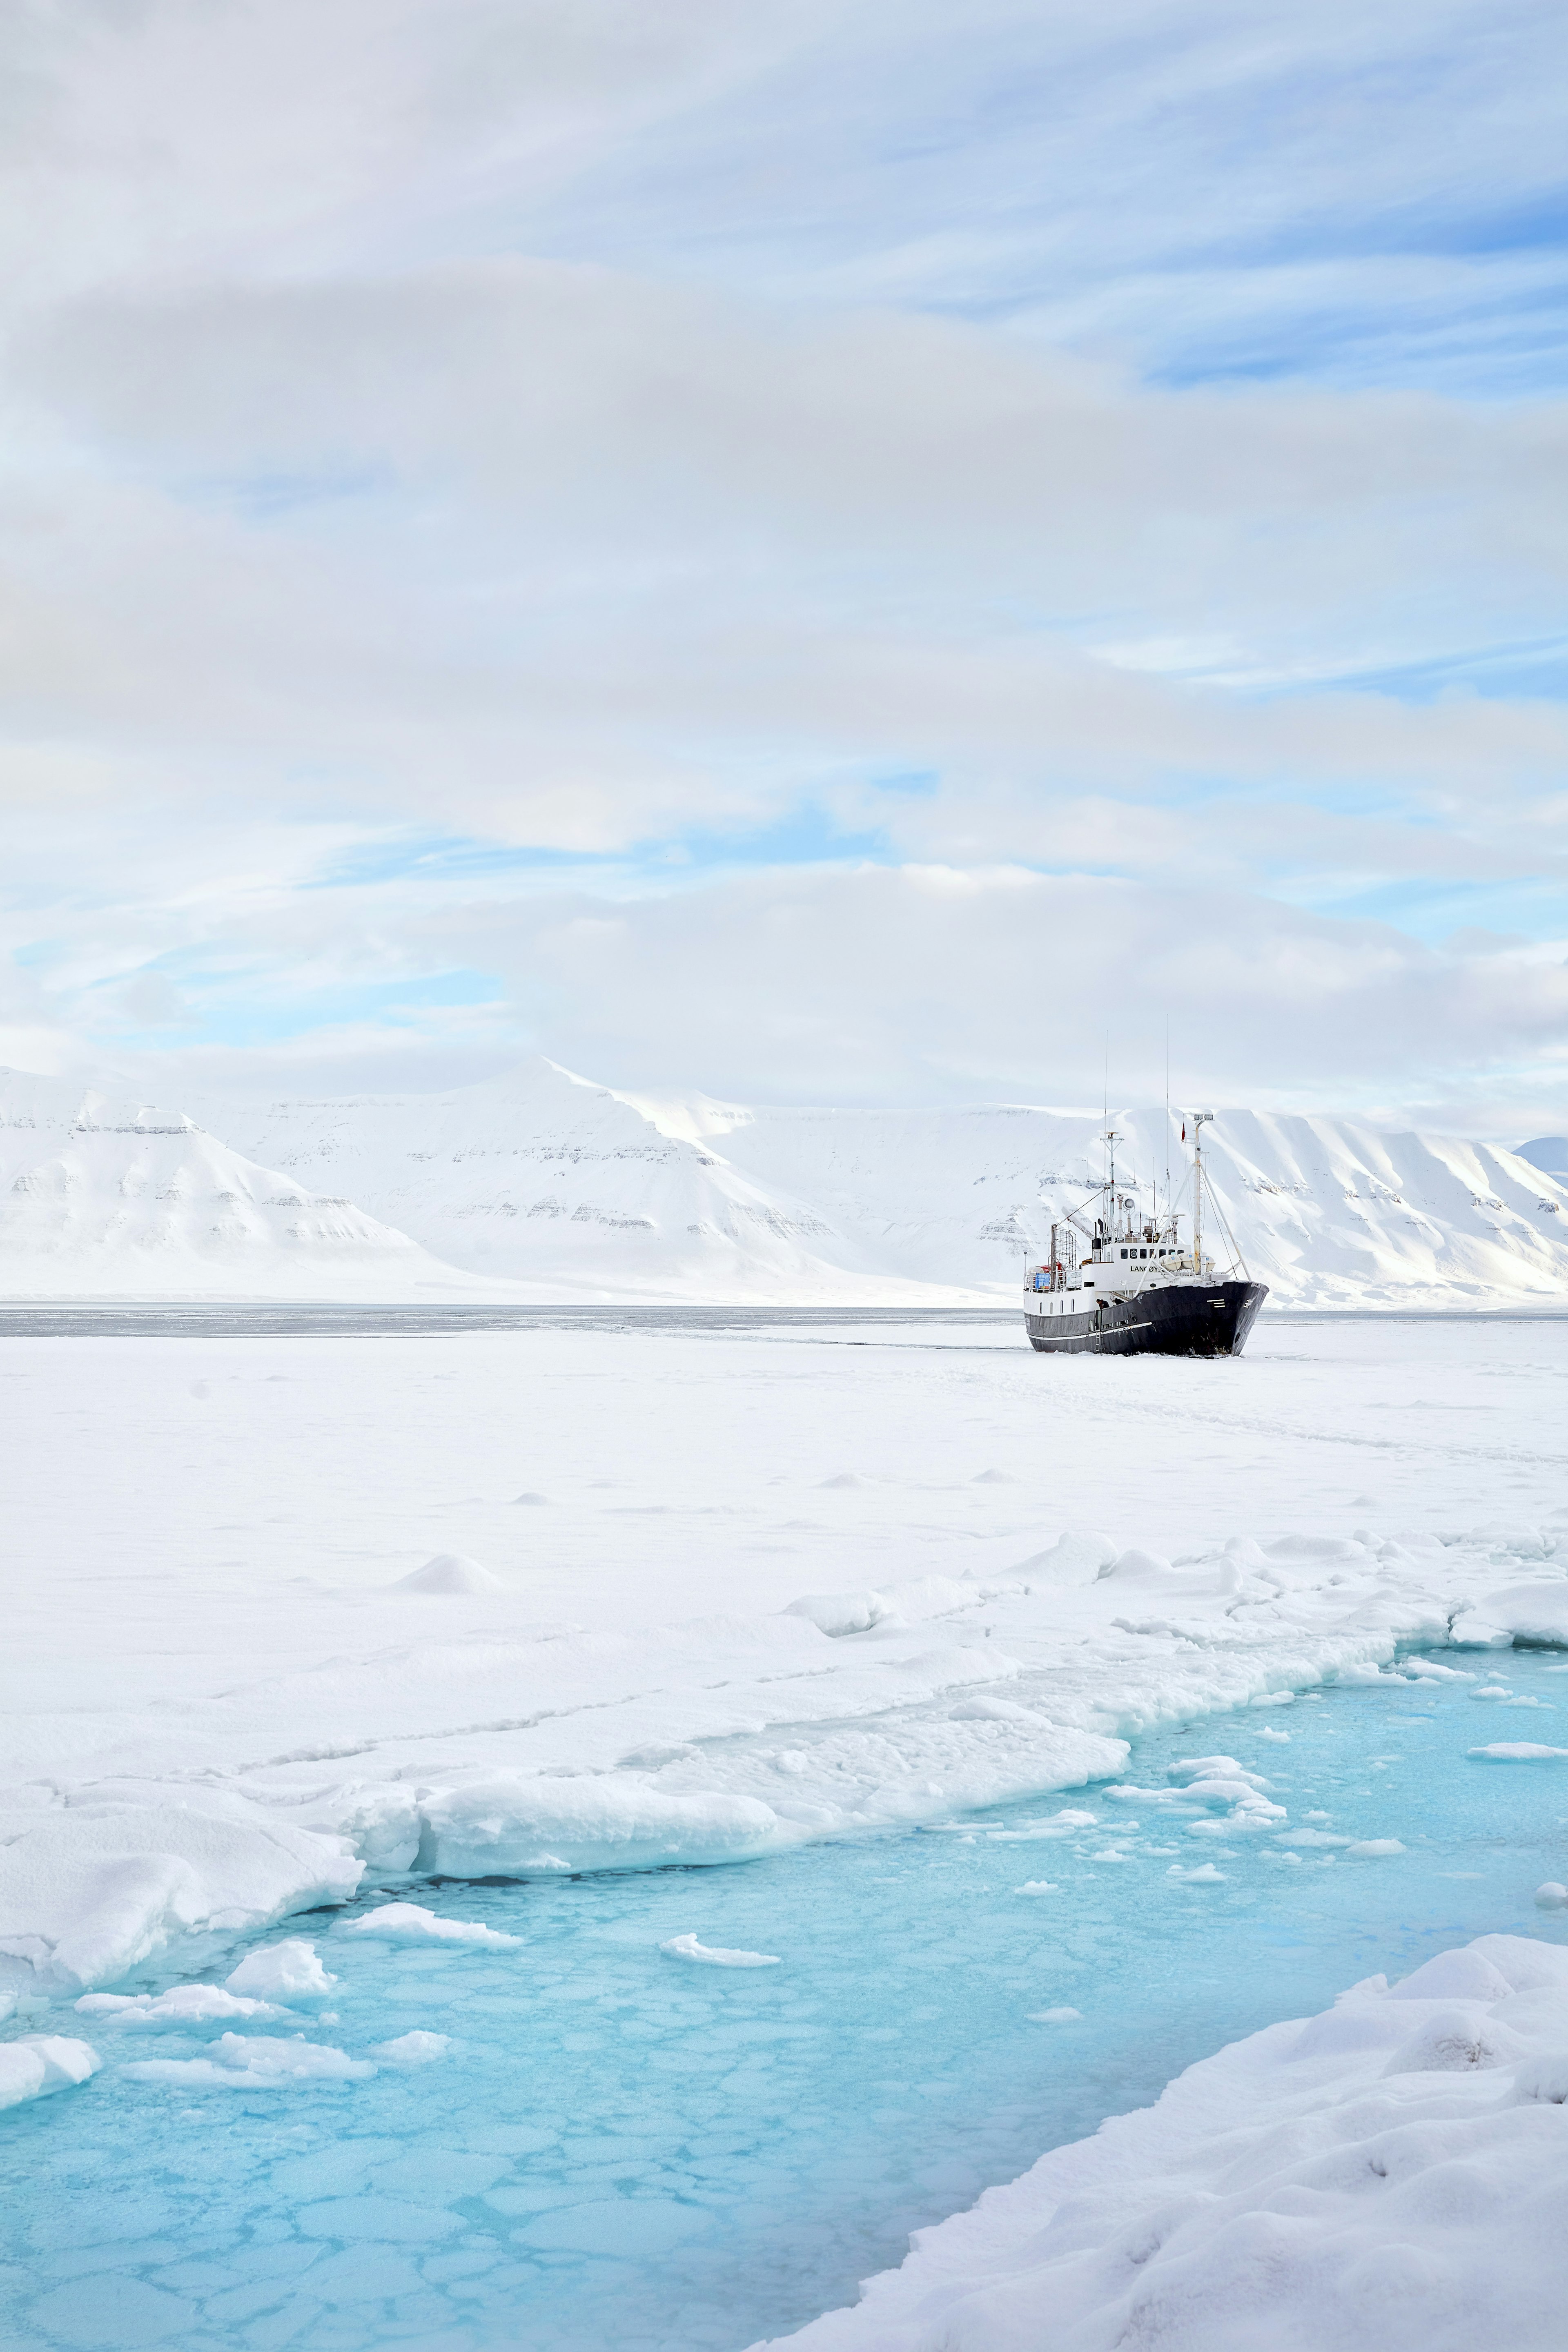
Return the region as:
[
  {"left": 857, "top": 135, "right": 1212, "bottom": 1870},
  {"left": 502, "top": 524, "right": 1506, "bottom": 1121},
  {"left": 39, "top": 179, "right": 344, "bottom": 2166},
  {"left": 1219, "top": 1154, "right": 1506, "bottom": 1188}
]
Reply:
[
  {"left": 208, "top": 1057, "right": 1568, "bottom": 1311},
  {"left": 3, "top": 1059, "right": 1564, "bottom": 1306}
]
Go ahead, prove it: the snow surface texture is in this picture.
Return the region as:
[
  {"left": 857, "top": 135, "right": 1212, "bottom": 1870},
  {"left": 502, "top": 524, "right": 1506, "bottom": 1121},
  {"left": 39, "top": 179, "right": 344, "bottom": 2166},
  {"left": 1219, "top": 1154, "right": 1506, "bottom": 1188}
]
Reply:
[
  {"left": 761, "top": 1935, "right": 1568, "bottom": 2352},
  {"left": 2, "top": 1315, "right": 1566, "bottom": 2002},
  {"left": 210, "top": 1054, "right": 1568, "bottom": 1308},
  {"left": 0, "top": 1069, "right": 494, "bottom": 1301}
]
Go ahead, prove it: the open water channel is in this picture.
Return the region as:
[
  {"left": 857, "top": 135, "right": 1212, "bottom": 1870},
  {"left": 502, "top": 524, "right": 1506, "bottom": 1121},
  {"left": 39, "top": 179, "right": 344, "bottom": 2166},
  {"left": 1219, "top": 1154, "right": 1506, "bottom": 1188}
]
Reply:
[{"left": 6, "top": 1648, "right": 1568, "bottom": 2352}]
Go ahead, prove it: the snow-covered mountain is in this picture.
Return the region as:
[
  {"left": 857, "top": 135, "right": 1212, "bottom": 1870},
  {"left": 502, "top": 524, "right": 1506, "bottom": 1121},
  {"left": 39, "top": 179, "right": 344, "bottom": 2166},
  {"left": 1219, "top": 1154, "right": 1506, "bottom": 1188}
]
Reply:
[
  {"left": 624, "top": 1089, "right": 1568, "bottom": 1309},
  {"left": 213, "top": 1058, "right": 1568, "bottom": 1310},
  {"left": 0, "top": 1071, "right": 486, "bottom": 1299},
  {"left": 206, "top": 1059, "right": 933, "bottom": 1302}
]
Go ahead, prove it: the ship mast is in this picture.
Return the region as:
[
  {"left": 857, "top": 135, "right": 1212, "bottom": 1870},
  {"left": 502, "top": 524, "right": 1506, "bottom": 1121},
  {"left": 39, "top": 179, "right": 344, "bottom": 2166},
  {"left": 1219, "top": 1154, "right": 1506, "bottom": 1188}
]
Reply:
[{"left": 1190, "top": 1109, "right": 1214, "bottom": 1271}]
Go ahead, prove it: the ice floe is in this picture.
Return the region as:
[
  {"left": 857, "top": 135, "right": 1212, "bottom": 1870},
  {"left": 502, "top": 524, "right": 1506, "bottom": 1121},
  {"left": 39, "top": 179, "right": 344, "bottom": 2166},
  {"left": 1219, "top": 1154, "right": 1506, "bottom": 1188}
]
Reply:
[
  {"left": 0, "top": 2034, "right": 100, "bottom": 2112},
  {"left": 1468, "top": 1743, "right": 1568, "bottom": 1762},
  {"left": 371, "top": 2029, "right": 452, "bottom": 2063},
  {"left": 123, "top": 2031, "right": 374, "bottom": 2089},
  {"left": 75, "top": 1983, "right": 286, "bottom": 2027},
  {"left": 661, "top": 1934, "right": 781, "bottom": 1967},
  {"left": 225, "top": 1939, "right": 337, "bottom": 2004},
  {"left": 338, "top": 1902, "right": 522, "bottom": 1948}
]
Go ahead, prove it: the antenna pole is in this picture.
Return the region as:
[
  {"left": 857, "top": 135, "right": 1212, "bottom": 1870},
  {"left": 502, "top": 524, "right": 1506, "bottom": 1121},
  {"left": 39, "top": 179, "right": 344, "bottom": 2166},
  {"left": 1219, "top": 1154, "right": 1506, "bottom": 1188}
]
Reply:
[{"left": 1164, "top": 1018, "right": 1171, "bottom": 1232}]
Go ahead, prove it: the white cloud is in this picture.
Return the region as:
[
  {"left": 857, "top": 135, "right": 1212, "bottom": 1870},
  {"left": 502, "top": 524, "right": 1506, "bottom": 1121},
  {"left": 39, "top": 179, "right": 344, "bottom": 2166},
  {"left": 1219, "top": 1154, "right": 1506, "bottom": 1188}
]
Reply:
[{"left": 0, "top": 0, "right": 1564, "bottom": 1125}]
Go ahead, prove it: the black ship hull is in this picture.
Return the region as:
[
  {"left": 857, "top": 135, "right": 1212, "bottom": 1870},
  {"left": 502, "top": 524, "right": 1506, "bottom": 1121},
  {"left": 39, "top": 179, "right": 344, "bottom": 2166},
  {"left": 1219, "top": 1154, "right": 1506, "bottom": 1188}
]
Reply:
[{"left": 1026, "top": 1277, "right": 1267, "bottom": 1357}]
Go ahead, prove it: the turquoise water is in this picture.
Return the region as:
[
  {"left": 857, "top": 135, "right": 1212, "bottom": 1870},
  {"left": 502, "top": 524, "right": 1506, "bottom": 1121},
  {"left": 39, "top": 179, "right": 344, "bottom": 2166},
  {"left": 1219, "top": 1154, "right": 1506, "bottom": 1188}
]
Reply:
[{"left": 6, "top": 1650, "right": 1568, "bottom": 2352}]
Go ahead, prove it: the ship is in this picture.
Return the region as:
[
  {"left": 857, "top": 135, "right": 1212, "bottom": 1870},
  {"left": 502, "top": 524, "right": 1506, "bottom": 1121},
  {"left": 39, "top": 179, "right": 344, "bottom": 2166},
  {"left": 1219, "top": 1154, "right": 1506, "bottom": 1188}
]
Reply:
[{"left": 1023, "top": 1111, "right": 1267, "bottom": 1356}]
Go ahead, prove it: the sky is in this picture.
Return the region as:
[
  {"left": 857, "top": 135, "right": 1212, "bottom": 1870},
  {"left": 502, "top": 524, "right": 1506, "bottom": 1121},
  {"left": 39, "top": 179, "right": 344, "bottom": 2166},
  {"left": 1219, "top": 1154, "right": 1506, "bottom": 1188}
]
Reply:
[{"left": 2, "top": 0, "right": 1567, "bottom": 1131}]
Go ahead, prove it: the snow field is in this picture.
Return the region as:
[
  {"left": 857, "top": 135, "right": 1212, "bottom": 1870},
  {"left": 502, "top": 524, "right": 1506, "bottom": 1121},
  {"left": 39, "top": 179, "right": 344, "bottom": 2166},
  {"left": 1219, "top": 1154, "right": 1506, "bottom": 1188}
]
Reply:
[{"left": 2, "top": 1315, "right": 1567, "bottom": 1998}]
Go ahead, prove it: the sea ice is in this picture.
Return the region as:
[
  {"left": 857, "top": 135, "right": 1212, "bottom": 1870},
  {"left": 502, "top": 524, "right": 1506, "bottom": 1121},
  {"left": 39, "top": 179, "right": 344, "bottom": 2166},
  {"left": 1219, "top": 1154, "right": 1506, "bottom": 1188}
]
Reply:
[
  {"left": 338, "top": 1902, "right": 523, "bottom": 1948},
  {"left": 661, "top": 1934, "right": 781, "bottom": 1967}
]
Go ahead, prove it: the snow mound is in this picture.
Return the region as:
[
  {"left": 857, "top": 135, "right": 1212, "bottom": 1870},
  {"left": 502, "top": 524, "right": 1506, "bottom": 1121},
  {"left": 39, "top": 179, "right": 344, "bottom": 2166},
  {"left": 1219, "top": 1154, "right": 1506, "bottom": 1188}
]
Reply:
[
  {"left": 338, "top": 1902, "right": 521, "bottom": 1948},
  {"left": 124, "top": 2032, "right": 374, "bottom": 2088},
  {"left": 225, "top": 1938, "right": 338, "bottom": 2004},
  {"left": 661, "top": 1933, "right": 780, "bottom": 1968},
  {"left": 1016, "top": 1530, "right": 1119, "bottom": 1584},
  {"left": 785, "top": 1590, "right": 893, "bottom": 1637},
  {"left": 396, "top": 1553, "right": 504, "bottom": 1595},
  {"left": 0, "top": 2034, "right": 100, "bottom": 2111}
]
